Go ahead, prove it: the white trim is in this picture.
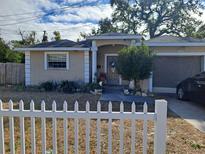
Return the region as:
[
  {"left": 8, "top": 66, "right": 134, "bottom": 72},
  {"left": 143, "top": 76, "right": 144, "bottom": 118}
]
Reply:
[
  {"left": 91, "top": 41, "right": 97, "bottom": 82},
  {"left": 87, "top": 35, "right": 141, "bottom": 40},
  {"left": 156, "top": 51, "right": 205, "bottom": 56},
  {"left": 25, "top": 51, "right": 31, "bottom": 86},
  {"left": 148, "top": 72, "right": 153, "bottom": 92},
  {"left": 104, "top": 53, "right": 118, "bottom": 73},
  {"left": 44, "top": 52, "right": 69, "bottom": 70},
  {"left": 84, "top": 51, "right": 90, "bottom": 83},
  {"left": 153, "top": 87, "right": 176, "bottom": 93},
  {"left": 136, "top": 42, "right": 205, "bottom": 47},
  {"left": 15, "top": 47, "right": 90, "bottom": 51}
]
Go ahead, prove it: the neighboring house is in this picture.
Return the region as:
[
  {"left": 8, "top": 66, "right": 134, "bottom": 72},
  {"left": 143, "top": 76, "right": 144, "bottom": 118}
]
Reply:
[{"left": 15, "top": 33, "right": 205, "bottom": 93}]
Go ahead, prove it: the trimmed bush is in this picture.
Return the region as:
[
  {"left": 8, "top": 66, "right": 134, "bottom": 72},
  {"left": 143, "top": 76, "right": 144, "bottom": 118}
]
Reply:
[
  {"left": 39, "top": 81, "right": 58, "bottom": 91},
  {"left": 58, "top": 81, "right": 79, "bottom": 93}
]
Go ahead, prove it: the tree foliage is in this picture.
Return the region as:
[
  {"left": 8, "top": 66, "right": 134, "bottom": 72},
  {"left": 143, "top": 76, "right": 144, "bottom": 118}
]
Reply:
[
  {"left": 0, "top": 38, "right": 23, "bottom": 63},
  {"left": 53, "top": 31, "right": 61, "bottom": 41},
  {"left": 110, "top": 0, "right": 204, "bottom": 38},
  {"left": 117, "top": 45, "right": 154, "bottom": 89},
  {"left": 11, "top": 30, "right": 39, "bottom": 47},
  {"left": 184, "top": 24, "right": 205, "bottom": 39},
  {"left": 80, "top": 18, "right": 118, "bottom": 39}
]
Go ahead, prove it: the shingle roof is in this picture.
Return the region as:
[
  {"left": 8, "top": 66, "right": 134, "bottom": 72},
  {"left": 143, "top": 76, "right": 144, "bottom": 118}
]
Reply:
[
  {"left": 74, "top": 40, "right": 92, "bottom": 48},
  {"left": 99, "top": 32, "right": 141, "bottom": 37},
  {"left": 147, "top": 35, "right": 205, "bottom": 43},
  {"left": 28, "top": 39, "right": 77, "bottom": 48},
  {"left": 26, "top": 39, "right": 92, "bottom": 48},
  {"left": 87, "top": 32, "right": 142, "bottom": 39}
]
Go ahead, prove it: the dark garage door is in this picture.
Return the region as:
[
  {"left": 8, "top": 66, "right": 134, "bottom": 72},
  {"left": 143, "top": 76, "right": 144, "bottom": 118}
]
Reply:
[{"left": 153, "top": 56, "right": 202, "bottom": 88}]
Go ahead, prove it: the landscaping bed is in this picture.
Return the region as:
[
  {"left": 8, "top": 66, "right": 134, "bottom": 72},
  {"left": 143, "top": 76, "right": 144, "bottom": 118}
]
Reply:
[{"left": 0, "top": 87, "right": 205, "bottom": 153}]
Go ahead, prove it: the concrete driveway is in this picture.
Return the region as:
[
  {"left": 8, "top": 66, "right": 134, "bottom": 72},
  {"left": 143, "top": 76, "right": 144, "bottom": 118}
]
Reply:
[{"left": 165, "top": 96, "right": 205, "bottom": 133}]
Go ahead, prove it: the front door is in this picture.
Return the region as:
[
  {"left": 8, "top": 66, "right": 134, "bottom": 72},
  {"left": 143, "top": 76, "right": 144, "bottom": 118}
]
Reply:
[{"left": 106, "top": 56, "right": 119, "bottom": 85}]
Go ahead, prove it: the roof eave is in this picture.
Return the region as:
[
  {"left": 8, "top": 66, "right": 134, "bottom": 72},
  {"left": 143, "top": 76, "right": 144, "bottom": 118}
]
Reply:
[{"left": 14, "top": 47, "right": 90, "bottom": 52}]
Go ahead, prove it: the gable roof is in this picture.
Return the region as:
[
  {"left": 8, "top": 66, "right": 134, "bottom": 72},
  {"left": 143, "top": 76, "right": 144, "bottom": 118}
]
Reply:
[
  {"left": 147, "top": 35, "right": 205, "bottom": 43},
  {"left": 28, "top": 39, "right": 76, "bottom": 48},
  {"left": 15, "top": 39, "right": 91, "bottom": 51},
  {"left": 136, "top": 35, "right": 205, "bottom": 46},
  {"left": 87, "top": 32, "right": 142, "bottom": 40}
]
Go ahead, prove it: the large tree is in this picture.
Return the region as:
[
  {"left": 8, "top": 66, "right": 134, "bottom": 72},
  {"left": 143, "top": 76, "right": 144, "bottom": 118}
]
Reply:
[
  {"left": 80, "top": 18, "right": 118, "bottom": 39},
  {"left": 0, "top": 38, "right": 23, "bottom": 63},
  {"left": 184, "top": 24, "right": 205, "bottom": 38},
  {"left": 111, "top": 0, "right": 204, "bottom": 38},
  {"left": 11, "top": 30, "right": 39, "bottom": 47}
]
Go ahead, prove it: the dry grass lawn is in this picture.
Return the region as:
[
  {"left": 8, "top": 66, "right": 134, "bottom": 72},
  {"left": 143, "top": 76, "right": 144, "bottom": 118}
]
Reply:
[{"left": 0, "top": 87, "right": 205, "bottom": 154}]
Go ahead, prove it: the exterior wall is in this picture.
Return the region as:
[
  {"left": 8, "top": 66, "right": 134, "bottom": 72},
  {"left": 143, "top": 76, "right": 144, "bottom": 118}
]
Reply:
[
  {"left": 30, "top": 51, "right": 84, "bottom": 85},
  {"left": 97, "top": 45, "right": 126, "bottom": 73}
]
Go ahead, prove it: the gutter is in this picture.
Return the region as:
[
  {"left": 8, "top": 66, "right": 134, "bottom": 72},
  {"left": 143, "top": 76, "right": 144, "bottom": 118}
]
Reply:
[{"left": 14, "top": 47, "right": 90, "bottom": 52}]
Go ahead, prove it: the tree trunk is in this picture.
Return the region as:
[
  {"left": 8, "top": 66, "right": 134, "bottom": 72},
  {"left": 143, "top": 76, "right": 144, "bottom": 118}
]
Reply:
[{"left": 134, "top": 78, "right": 142, "bottom": 96}]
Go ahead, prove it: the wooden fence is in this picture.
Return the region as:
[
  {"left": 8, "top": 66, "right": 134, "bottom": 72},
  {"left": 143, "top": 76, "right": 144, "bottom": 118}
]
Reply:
[
  {"left": 0, "top": 63, "right": 25, "bottom": 85},
  {"left": 0, "top": 100, "right": 167, "bottom": 154}
]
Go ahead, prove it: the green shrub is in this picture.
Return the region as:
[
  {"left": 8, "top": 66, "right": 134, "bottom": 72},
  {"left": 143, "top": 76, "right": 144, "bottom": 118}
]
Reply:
[
  {"left": 83, "top": 83, "right": 102, "bottom": 92},
  {"left": 58, "top": 81, "right": 79, "bottom": 93},
  {"left": 39, "top": 81, "right": 57, "bottom": 91}
]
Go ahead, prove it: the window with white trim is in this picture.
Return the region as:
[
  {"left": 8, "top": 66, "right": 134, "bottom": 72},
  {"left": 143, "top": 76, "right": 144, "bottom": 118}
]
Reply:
[{"left": 46, "top": 53, "right": 68, "bottom": 69}]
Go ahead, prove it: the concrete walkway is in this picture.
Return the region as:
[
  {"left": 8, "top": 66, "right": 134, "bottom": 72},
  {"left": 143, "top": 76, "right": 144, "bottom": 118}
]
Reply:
[
  {"left": 99, "top": 86, "right": 154, "bottom": 104},
  {"left": 167, "top": 97, "right": 205, "bottom": 133}
]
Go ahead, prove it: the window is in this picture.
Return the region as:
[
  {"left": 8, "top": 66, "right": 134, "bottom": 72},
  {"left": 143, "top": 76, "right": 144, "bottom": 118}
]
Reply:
[{"left": 45, "top": 53, "right": 69, "bottom": 69}]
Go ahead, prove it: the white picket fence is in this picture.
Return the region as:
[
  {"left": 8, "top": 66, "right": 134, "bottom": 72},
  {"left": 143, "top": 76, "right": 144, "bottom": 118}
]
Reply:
[{"left": 0, "top": 99, "right": 167, "bottom": 154}]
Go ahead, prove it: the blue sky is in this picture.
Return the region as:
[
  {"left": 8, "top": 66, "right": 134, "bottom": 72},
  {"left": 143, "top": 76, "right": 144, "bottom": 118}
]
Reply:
[{"left": 0, "top": 0, "right": 112, "bottom": 41}]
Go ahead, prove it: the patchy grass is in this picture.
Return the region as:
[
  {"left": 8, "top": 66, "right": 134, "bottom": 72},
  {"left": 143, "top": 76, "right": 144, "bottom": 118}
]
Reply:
[{"left": 0, "top": 87, "right": 205, "bottom": 153}]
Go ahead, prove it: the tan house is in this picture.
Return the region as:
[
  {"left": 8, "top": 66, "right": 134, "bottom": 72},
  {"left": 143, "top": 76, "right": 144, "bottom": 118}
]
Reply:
[{"left": 16, "top": 33, "right": 205, "bottom": 93}]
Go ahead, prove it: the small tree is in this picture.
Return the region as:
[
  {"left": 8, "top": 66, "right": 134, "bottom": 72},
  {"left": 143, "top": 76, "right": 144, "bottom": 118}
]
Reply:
[
  {"left": 53, "top": 31, "right": 61, "bottom": 41},
  {"left": 117, "top": 45, "right": 154, "bottom": 91}
]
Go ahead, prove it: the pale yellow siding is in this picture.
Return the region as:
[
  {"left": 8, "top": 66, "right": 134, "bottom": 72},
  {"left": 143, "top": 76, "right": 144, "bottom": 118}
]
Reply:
[{"left": 30, "top": 51, "right": 84, "bottom": 85}]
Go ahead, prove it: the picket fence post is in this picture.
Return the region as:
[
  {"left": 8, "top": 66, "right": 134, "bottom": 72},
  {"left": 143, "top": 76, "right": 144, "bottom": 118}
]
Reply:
[{"left": 154, "top": 99, "right": 167, "bottom": 154}]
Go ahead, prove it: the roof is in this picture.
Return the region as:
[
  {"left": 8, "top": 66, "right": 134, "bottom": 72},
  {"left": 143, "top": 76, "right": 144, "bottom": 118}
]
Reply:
[
  {"left": 136, "top": 35, "right": 205, "bottom": 47},
  {"left": 15, "top": 39, "right": 91, "bottom": 51},
  {"left": 28, "top": 39, "right": 76, "bottom": 48},
  {"left": 87, "top": 32, "right": 142, "bottom": 40},
  {"left": 147, "top": 35, "right": 205, "bottom": 43}
]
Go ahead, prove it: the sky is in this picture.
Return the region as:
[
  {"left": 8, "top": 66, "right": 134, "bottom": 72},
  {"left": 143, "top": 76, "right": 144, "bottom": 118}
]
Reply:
[
  {"left": 0, "top": 0, "right": 113, "bottom": 42},
  {"left": 1, "top": 0, "right": 205, "bottom": 43}
]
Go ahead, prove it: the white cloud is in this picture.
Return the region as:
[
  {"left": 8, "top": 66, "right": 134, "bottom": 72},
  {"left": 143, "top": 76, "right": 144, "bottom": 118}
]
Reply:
[
  {"left": 49, "top": 4, "right": 112, "bottom": 23},
  {"left": 0, "top": 0, "right": 112, "bottom": 42}
]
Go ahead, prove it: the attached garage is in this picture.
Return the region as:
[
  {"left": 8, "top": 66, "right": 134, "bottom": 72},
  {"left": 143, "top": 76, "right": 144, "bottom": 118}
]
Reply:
[{"left": 153, "top": 56, "right": 202, "bottom": 93}]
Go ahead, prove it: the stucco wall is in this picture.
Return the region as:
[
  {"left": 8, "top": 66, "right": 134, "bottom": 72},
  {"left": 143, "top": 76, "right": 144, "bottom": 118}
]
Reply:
[
  {"left": 30, "top": 51, "right": 84, "bottom": 85},
  {"left": 97, "top": 45, "right": 126, "bottom": 73}
]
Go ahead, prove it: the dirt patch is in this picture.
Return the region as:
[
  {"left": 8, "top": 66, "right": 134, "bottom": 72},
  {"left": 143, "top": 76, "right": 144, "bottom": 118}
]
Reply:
[{"left": 0, "top": 88, "right": 205, "bottom": 153}]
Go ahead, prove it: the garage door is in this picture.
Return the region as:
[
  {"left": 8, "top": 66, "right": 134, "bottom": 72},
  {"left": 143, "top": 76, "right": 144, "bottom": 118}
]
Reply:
[{"left": 153, "top": 56, "right": 202, "bottom": 89}]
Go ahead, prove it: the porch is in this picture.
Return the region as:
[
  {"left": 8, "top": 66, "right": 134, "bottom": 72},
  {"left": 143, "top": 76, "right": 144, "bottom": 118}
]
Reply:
[{"left": 86, "top": 33, "right": 153, "bottom": 93}]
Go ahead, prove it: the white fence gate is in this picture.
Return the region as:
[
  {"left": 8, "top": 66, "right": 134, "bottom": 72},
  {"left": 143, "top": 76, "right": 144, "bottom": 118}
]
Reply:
[{"left": 0, "top": 99, "right": 167, "bottom": 154}]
